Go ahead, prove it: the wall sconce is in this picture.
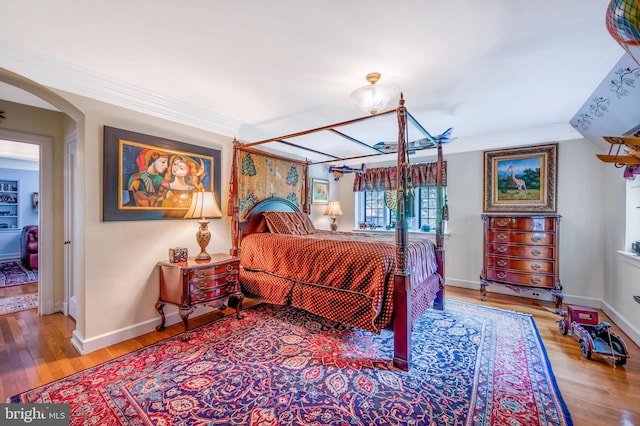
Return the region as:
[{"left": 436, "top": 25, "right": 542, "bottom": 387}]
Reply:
[{"left": 32, "top": 192, "right": 39, "bottom": 209}]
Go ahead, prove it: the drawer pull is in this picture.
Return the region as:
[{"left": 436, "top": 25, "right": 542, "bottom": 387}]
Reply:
[
  {"left": 196, "top": 292, "right": 207, "bottom": 301},
  {"left": 496, "top": 233, "right": 507, "bottom": 240},
  {"left": 496, "top": 219, "right": 510, "bottom": 227},
  {"left": 497, "top": 260, "right": 507, "bottom": 267},
  {"left": 530, "top": 235, "right": 541, "bottom": 242},
  {"left": 196, "top": 280, "right": 207, "bottom": 289},
  {"left": 226, "top": 264, "right": 233, "bottom": 272},
  {"left": 226, "top": 275, "right": 234, "bottom": 282},
  {"left": 497, "top": 272, "right": 507, "bottom": 279},
  {"left": 530, "top": 249, "right": 541, "bottom": 256},
  {"left": 531, "top": 277, "right": 542, "bottom": 284},
  {"left": 497, "top": 246, "right": 507, "bottom": 253},
  {"left": 194, "top": 270, "right": 206, "bottom": 278},
  {"left": 531, "top": 264, "right": 541, "bottom": 270}
]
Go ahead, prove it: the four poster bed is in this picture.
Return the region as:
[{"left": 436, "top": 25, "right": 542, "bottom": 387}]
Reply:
[{"left": 228, "top": 96, "right": 448, "bottom": 371}]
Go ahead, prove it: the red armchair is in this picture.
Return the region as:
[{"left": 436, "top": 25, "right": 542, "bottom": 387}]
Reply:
[{"left": 20, "top": 225, "right": 38, "bottom": 270}]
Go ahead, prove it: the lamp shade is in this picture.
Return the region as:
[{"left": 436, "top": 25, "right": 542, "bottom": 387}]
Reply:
[
  {"left": 350, "top": 72, "right": 399, "bottom": 115},
  {"left": 324, "top": 200, "right": 343, "bottom": 217},
  {"left": 184, "top": 191, "right": 223, "bottom": 220}
]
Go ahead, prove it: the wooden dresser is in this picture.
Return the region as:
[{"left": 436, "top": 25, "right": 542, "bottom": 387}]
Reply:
[
  {"left": 155, "top": 253, "right": 243, "bottom": 340},
  {"left": 480, "top": 214, "right": 563, "bottom": 310}
]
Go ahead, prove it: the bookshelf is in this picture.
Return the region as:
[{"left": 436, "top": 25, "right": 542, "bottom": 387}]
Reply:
[{"left": 0, "top": 179, "right": 19, "bottom": 231}]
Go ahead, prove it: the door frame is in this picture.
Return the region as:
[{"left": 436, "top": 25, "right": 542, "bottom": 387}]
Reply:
[
  {"left": 0, "top": 128, "right": 53, "bottom": 314},
  {"left": 64, "top": 132, "right": 77, "bottom": 318}
]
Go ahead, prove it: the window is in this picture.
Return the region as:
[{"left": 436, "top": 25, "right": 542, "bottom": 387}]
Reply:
[
  {"left": 626, "top": 179, "right": 640, "bottom": 253},
  {"left": 357, "top": 186, "right": 446, "bottom": 232}
]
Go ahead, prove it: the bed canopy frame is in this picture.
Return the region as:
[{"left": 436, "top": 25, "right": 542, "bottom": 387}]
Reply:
[{"left": 229, "top": 95, "right": 447, "bottom": 370}]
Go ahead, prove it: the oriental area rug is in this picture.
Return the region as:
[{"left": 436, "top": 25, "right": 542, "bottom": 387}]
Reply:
[
  {"left": 9, "top": 301, "right": 572, "bottom": 425},
  {"left": 0, "top": 260, "right": 38, "bottom": 287},
  {"left": 0, "top": 293, "right": 38, "bottom": 315}
]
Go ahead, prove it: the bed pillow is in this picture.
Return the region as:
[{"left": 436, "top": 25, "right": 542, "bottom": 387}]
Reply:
[{"left": 263, "top": 211, "right": 316, "bottom": 235}]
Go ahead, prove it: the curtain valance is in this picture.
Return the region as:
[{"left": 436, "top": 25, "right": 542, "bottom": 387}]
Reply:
[{"left": 353, "top": 161, "right": 447, "bottom": 192}]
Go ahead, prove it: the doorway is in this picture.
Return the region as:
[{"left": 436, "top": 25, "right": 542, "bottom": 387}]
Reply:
[
  {"left": 0, "top": 140, "right": 39, "bottom": 314},
  {"left": 0, "top": 129, "right": 54, "bottom": 316}
]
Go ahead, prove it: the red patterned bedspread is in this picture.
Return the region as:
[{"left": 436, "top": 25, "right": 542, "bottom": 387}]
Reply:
[{"left": 240, "top": 231, "right": 441, "bottom": 333}]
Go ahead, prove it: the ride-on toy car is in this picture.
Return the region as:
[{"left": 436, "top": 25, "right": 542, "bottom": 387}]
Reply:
[{"left": 558, "top": 305, "right": 630, "bottom": 366}]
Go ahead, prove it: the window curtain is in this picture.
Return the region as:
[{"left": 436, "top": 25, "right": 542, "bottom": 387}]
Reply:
[{"left": 353, "top": 161, "right": 447, "bottom": 192}]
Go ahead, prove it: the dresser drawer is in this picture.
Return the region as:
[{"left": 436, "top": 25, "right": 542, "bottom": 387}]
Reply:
[
  {"left": 191, "top": 284, "right": 230, "bottom": 303},
  {"left": 190, "top": 273, "right": 237, "bottom": 291},
  {"left": 487, "top": 231, "right": 554, "bottom": 245},
  {"left": 189, "top": 262, "right": 238, "bottom": 279},
  {"left": 486, "top": 256, "right": 554, "bottom": 273},
  {"left": 486, "top": 243, "right": 555, "bottom": 260},
  {"left": 488, "top": 216, "right": 557, "bottom": 231},
  {"left": 486, "top": 268, "right": 554, "bottom": 288}
]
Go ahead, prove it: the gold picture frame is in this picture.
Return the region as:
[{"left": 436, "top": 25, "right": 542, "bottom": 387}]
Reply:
[
  {"left": 103, "top": 126, "right": 221, "bottom": 221},
  {"left": 483, "top": 144, "right": 558, "bottom": 213}
]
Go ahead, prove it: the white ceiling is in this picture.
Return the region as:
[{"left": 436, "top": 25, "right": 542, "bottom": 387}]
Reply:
[{"left": 0, "top": 0, "right": 624, "bottom": 160}]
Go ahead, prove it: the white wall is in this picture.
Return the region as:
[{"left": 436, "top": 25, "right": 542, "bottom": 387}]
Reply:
[
  {"left": 602, "top": 159, "right": 640, "bottom": 345},
  {"left": 53, "top": 91, "right": 233, "bottom": 352}
]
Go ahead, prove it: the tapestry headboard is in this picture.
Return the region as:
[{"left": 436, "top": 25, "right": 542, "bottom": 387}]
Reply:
[{"left": 234, "top": 148, "right": 308, "bottom": 216}]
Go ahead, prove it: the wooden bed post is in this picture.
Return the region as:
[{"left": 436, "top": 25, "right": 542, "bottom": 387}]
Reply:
[
  {"left": 303, "top": 160, "right": 310, "bottom": 214},
  {"left": 393, "top": 95, "right": 412, "bottom": 371},
  {"left": 434, "top": 141, "right": 446, "bottom": 310},
  {"left": 230, "top": 140, "right": 241, "bottom": 257}
]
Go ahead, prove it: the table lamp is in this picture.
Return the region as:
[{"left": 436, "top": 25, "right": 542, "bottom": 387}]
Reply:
[
  {"left": 324, "top": 200, "right": 343, "bottom": 231},
  {"left": 184, "top": 191, "right": 223, "bottom": 261}
]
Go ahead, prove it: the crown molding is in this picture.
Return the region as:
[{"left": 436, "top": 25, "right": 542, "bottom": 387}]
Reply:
[{"left": 0, "top": 40, "right": 243, "bottom": 137}]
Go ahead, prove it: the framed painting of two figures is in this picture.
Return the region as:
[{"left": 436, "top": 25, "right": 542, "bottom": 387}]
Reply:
[
  {"left": 483, "top": 143, "right": 558, "bottom": 213},
  {"left": 103, "top": 126, "right": 222, "bottom": 221}
]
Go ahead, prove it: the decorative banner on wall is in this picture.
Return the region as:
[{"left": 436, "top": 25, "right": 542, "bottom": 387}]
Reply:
[{"left": 236, "top": 151, "right": 305, "bottom": 215}]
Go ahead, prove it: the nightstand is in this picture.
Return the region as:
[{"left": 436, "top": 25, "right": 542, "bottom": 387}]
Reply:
[{"left": 155, "top": 253, "right": 243, "bottom": 340}]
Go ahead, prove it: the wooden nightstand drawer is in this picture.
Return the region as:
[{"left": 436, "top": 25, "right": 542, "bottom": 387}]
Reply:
[
  {"left": 189, "top": 262, "right": 238, "bottom": 279},
  {"left": 190, "top": 273, "right": 237, "bottom": 291},
  {"left": 191, "top": 284, "right": 230, "bottom": 303}
]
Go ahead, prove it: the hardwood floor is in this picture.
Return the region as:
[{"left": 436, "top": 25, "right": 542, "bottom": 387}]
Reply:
[
  {"left": 0, "top": 287, "right": 638, "bottom": 425},
  {"left": 0, "top": 281, "right": 37, "bottom": 298}
]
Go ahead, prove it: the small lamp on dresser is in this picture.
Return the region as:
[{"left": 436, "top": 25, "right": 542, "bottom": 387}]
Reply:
[
  {"left": 184, "top": 191, "right": 223, "bottom": 261},
  {"left": 324, "top": 200, "right": 343, "bottom": 231}
]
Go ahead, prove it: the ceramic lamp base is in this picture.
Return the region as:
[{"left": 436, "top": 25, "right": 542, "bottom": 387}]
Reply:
[{"left": 195, "top": 220, "right": 212, "bottom": 261}]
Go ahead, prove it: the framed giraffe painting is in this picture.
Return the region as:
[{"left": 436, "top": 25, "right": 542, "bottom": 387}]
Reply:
[{"left": 483, "top": 143, "right": 558, "bottom": 212}]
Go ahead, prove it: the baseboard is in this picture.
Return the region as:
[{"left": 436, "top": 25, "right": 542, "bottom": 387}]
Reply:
[
  {"left": 0, "top": 254, "right": 20, "bottom": 261},
  {"left": 69, "top": 305, "right": 219, "bottom": 355}
]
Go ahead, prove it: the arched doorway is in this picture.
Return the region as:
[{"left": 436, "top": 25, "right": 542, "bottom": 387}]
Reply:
[{"left": 0, "top": 67, "right": 84, "bottom": 337}]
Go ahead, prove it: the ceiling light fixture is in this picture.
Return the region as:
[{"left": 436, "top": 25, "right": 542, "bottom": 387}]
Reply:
[{"left": 350, "top": 72, "right": 399, "bottom": 115}]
